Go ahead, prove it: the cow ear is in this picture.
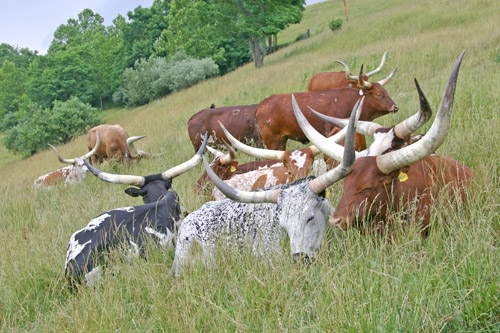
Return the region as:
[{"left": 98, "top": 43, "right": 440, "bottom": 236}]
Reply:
[{"left": 125, "top": 187, "right": 146, "bottom": 197}]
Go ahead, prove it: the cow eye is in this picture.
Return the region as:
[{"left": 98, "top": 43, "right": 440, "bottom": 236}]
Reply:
[
  {"left": 306, "top": 216, "right": 314, "bottom": 223},
  {"left": 359, "top": 187, "right": 373, "bottom": 194}
]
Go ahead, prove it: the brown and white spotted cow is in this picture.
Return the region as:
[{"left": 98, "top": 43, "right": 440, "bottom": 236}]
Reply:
[{"left": 33, "top": 133, "right": 101, "bottom": 189}]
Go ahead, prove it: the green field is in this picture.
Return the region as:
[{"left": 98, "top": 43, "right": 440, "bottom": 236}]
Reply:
[{"left": 1, "top": 0, "right": 500, "bottom": 330}]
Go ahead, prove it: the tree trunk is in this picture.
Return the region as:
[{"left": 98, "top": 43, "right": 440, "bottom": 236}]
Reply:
[{"left": 248, "top": 37, "right": 265, "bottom": 68}]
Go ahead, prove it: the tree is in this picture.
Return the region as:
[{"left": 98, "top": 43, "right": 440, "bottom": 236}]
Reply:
[
  {"left": 0, "top": 60, "right": 27, "bottom": 119},
  {"left": 0, "top": 43, "right": 38, "bottom": 69}
]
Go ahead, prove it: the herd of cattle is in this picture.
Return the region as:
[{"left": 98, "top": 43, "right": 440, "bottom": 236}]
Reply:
[{"left": 33, "top": 51, "right": 472, "bottom": 286}]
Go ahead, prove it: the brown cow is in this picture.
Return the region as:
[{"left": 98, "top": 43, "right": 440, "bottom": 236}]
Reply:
[
  {"left": 309, "top": 78, "right": 432, "bottom": 156},
  {"left": 307, "top": 51, "right": 397, "bottom": 91},
  {"left": 87, "top": 125, "right": 146, "bottom": 164},
  {"left": 295, "top": 52, "right": 472, "bottom": 237},
  {"left": 187, "top": 104, "right": 263, "bottom": 152},
  {"left": 256, "top": 65, "right": 398, "bottom": 150}
]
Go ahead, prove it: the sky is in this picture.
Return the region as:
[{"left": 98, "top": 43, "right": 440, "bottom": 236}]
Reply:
[{"left": 0, "top": 0, "right": 327, "bottom": 55}]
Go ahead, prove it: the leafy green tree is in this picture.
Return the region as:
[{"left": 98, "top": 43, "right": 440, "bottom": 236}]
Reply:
[
  {"left": 0, "top": 43, "right": 38, "bottom": 69},
  {"left": 0, "top": 60, "right": 27, "bottom": 119},
  {"left": 3, "top": 97, "right": 100, "bottom": 155},
  {"left": 122, "top": 0, "right": 171, "bottom": 67}
]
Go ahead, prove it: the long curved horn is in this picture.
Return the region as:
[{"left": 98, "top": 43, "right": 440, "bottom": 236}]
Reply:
[
  {"left": 203, "top": 156, "right": 280, "bottom": 203},
  {"left": 161, "top": 134, "right": 208, "bottom": 179},
  {"left": 308, "top": 106, "right": 382, "bottom": 137},
  {"left": 366, "top": 50, "right": 388, "bottom": 77},
  {"left": 83, "top": 134, "right": 208, "bottom": 186},
  {"left": 358, "top": 64, "right": 372, "bottom": 89},
  {"left": 377, "top": 66, "right": 398, "bottom": 86},
  {"left": 127, "top": 135, "right": 146, "bottom": 157},
  {"left": 393, "top": 78, "right": 432, "bottom": 139},
  {"left": 219, "top": 121, "right": 286, "bottom": 161},
  {"left": 308, "top": 100, "right": 357, "bottom": 194},
  {"left": 334, "top": 60, "right": 358, "bottom": 80},
  {"left": 49, "top": 132, "right": 100, "bottom": 164},
  {"left": 206, "top": 141, "right": 236, "bottom": 165},
  {"left": 292, "top": 94, "right": 363, "bottom": 162},
  {"left": 376, "top": 51, "right": 465, "bottom": 174}
]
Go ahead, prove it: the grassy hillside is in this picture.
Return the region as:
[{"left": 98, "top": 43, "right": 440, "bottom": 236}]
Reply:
[{"left": 1, "top": 0, "right": 500, "bottom": 330}]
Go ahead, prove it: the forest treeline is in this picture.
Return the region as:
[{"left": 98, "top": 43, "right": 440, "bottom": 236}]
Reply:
[{"left": 0, "top": 0, "right": 304, "bottom": 155}]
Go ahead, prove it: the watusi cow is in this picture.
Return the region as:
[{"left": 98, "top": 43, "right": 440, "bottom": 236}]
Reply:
[
  {"left": 294, "top": 52, "right": 473, "bottom": 237},
  {"left": 307, "top": 50, "right": 397, "bottom": 91},
  {"left": 194, "top": 144, "right": 278, "bottom": 192},
  {"left": 64, "top": 136, "right": 208, "bottom": 286},
  {"left": 210, "top": 111, "right": 359, "bottom": 200},
  {"left": 187, "top": 104, "right": 263, "bottom": 152},
  {"left": 255, "top": 65, "right": 398, "bottom": 150},
  {"left": 309, "top": 77, "right": 432, "bottom": 156},
  {"left": 171, "top": 104, "right": 358, "bottom": 276},
  {"left": 87, "top": 124, "right": 147, "bottom": 164},
  {"left": 33, "top": 133, "right": 101, "bottom": 189}
]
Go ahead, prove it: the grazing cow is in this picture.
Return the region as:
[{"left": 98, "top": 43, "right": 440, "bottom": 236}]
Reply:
[
  {"left": 65, "top": 136, "right": 207, "bottom": 286},
  {"left": 171, "top": 104, "right": 358, "bottom": 276},
  {"left": 188, "top": 104, "right": 263, "bottom": 152},
  {"left": 296, "top": 52, "right": 473, "bottom": 237},
  {"left": 255, "top": 65, "right": 398, "bottom": 150},
  {"left": 307, "top": 51, "right": 397, "bottom": 91},
  {"left": 210, "top": 114, "right": 358, "bottom": 200},
  {"left": 33, "top": 134, "right": 101, "bottom": 189},
  {"left": 309, "top": 78, "right": 432, "bottom": 156},
  {"left": 87, "top": 124, "right": 147, "bottom": 164}
]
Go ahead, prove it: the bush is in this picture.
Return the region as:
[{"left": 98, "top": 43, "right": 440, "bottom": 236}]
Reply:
[
  {"left": 3, "top": 97, "right": 100, "bottom": 156},
  {"left": 329, "top": 18, "right": 343, "bottom": 31},
  {"left": 119, "top": 52, "right": 219, "bottom": 106}
]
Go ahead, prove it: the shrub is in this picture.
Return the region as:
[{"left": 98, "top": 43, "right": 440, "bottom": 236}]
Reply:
[
  {"left": 329, "top": 18, "right": 343, "bottom": 31},
  {"left": 3, "top": 97, "right": 100, "bottom": 156},
  {"left": 118, "top": 52, "right": 219, "bottom": 106}
]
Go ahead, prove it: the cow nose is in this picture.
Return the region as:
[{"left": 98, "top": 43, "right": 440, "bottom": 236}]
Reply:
[
  {"left": 329, "top": 216, "right": 347, "bottom": 230},
  {"left": 293, "top": 253, "right": 314, "bottom": 265},
  {"left": 392, "top": 104, "right": 399, "bottom": 112}
]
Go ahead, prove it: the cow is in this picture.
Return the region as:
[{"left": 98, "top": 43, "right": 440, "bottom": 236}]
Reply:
[
  {"left": 87, "top": 124, "right": 147, "bottom": 164},
  {"left": 210, "top": 113, "right": 359, "bottom": 200},
  {"left": 307, "top": 51, "right": 397, "bottom": 91},
  {"left": 171, "top": 103, "right": 358, "bottom": 276},
  {"left": 255, "top": 65, "right": 398, "bottom": 150},
  {"left": 33, "top": 133, "right": 101, "bottom": 189},
  {"left": 309, "top": 77, "right": 432, "bottom": 156},
  {"left": 64, "top": 136, "right": 208, "bottom": 286},
  {"left": 187, "top": 104, "right": 263, "bottom": 152},
  {"left": 294, "top": 52, "right": 473, "bottom": 237},
  {"left": 195, "top": 144, "right": 278, "bottom": 192}
]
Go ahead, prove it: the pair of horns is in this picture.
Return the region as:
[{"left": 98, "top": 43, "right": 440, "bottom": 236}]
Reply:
[
  {"left": 335, "top": 50, "right": 397, "bottom": 88},
  {"left": 126, "top": 135, "right": 146, "bottom": 158},
  {"left": 309, "top": 78, "right": 432, "bottom": 140},
  {"left": 204, "top": 99, "right": 360, "bottom": 203},
  {"left": 300, "top": 51, "right": 465, "bottom": 175},
  {"left": 83, "top": 135, "right": 208, "bottom": 187},
  {"left": 49, "top": 132, "right": 101, "bottom": 165},
  {"left": 206, "top": 140, "right": 237, "bottom": 165}
]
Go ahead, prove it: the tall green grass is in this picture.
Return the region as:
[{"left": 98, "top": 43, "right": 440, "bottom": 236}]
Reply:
[{"left": 1, "top": 0, "right": 500, "bottom": 330}]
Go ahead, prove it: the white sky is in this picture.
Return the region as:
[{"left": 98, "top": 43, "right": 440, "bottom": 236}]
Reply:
[{"left": 0, "top": 0, "right": 327, "bottom": 55}]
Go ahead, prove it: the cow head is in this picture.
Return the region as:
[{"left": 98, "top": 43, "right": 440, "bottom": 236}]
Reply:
[
  {"left": 204, "top": 96, "right": 359, "bottom": 258},
  {"left": 331, "top": 51, "right": 465, "bottom": 230},
  {"left": 309, "top": 78, "right": 432, "bottom": 156},
  {"left": 84, "top": 135, "right": 208, "bottom": 204},
  {"left": 194, "top": 144, "right": 238, "bottom": 192}
]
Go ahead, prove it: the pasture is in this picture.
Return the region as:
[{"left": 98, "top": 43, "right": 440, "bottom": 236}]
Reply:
[{"left": 1, "top": 0, "right": 500, "bottom": 330}]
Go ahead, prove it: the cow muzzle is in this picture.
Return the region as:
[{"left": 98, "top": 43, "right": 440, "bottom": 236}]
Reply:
[
  {"left": 390, "top": 105, "right": 399, "bottom": 113},
  {"left": 293, "top": 253, "right": 315, "bottom": 265},
  {"left": 329, "top": 216, "right": 350, "bottom": 230}
]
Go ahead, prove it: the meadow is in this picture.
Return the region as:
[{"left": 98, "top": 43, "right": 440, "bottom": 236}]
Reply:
[{"left": 1, "top": 0, "right": 500, "bottom": 330}]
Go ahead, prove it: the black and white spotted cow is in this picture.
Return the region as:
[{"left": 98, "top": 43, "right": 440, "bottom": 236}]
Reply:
[
  {"left": 65, "top": 136, "right": 207, "bottom": 286},
  {"left": 171, "top": 97, "right": 359, "bottom": 276},
  {"left": 309, "top": 78, "right": 432, "bottom": 156}
]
